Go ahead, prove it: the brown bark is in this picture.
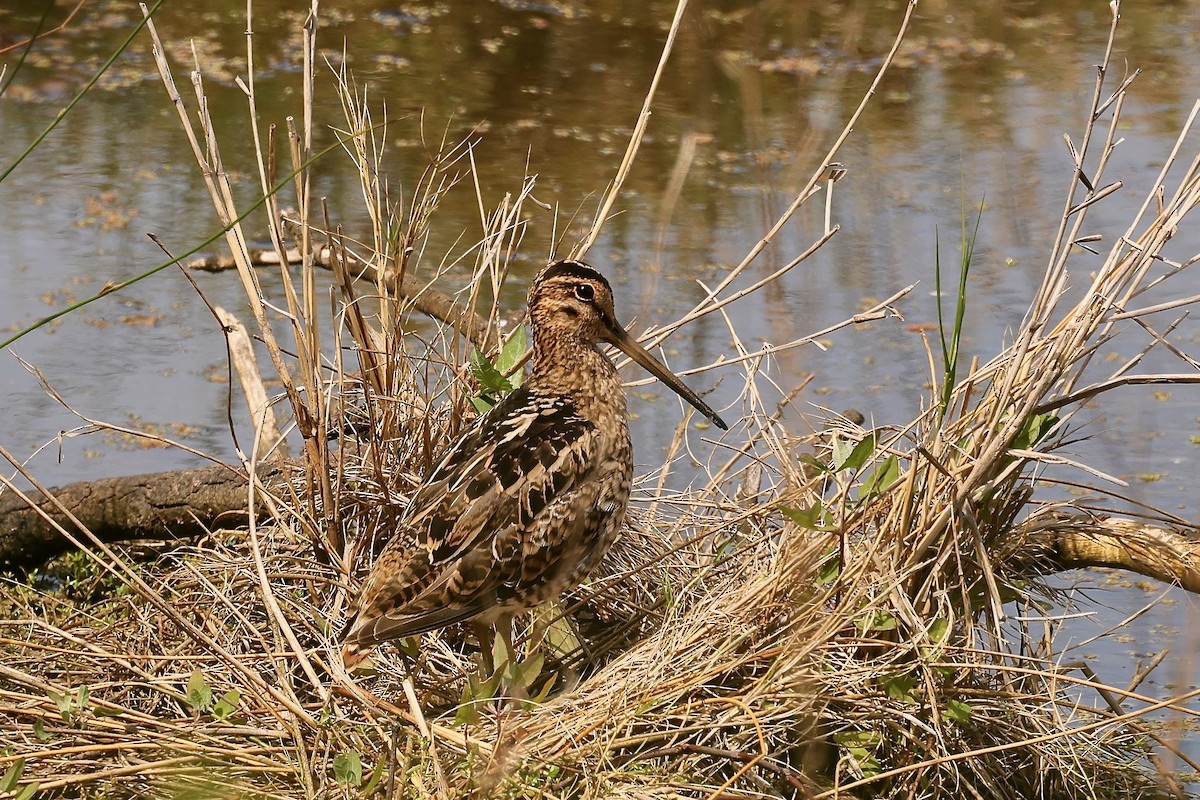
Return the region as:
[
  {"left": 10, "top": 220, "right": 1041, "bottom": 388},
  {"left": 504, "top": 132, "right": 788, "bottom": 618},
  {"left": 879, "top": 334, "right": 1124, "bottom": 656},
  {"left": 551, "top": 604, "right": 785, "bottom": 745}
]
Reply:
[
  {"left": 3, "top": 461, "right": 1198, "bottom": 593},
  {"left": 0, "top": 462, "right": 286, "bottom": 570},
  {"left": 1002, "top": 511, "right": 1200, "bottom": 592}
]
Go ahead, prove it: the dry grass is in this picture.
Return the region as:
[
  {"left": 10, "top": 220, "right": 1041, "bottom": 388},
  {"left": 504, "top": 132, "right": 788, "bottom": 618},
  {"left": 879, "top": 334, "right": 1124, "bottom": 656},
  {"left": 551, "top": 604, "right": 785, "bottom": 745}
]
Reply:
[{"left": 3, "top": 1, "right": 1200, "bottom": 798}]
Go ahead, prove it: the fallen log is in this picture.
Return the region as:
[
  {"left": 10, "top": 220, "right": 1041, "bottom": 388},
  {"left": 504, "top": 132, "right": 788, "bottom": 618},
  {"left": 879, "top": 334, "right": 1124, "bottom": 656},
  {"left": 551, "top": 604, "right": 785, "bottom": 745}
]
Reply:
[
  {"left": 3, "top": 464, "right": 1199, "bottom": 594},
  {"left": 0, "top": 462, "right": 286, "bottom": 570},
  {"left": 1002, "top": 510, "right": 1200, "bottom": 593}
]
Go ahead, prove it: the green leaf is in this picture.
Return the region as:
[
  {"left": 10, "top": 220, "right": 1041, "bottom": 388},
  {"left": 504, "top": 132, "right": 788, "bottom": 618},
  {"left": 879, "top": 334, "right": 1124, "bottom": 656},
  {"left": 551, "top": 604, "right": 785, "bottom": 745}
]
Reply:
[
  {"left": 213, "top": 690, "right": 240, "bottom": 721},
  {"left": 816, "top": 550, "right": 841, "bottom": 585},
  {"left": 944, "top": 698, "right": 972, "bottom": 724},
  {"left": 470, "top": 396, "right": 494, "bottom": 414},
  {"left": 75, "top": 685, "right": 90, "bottom": 711},
  {"left": 32, "top": 719, "right": 50, "bottom": 742},
  {"left": 94, "top": 705, "right": 124, "bottom": 717},
  {"left": 496, "top": 326, "right": 527, "bottom": 388},
  {"left": 13, "top": 782, "right": 39, "bottom": 800},
  {"left": 542, "top": 613, "right": 581, "bottom": 659},
  {"left": 881, "top": 672, "right": 918, "bottom": 703},
  {"left": 830, "top": 435, "right": 853, "bottom": 471},
  {"left": 509, "top": 653, "right": 545, "bottom": 692},
  {"left": 491, "top": 634, "right": 514, "bottom": 679},
  {"left": 834, "top": 731, "right": 883, "bottom": 777},
  {"left": 935, "top": 195, "right": 982, "bottom": 421},
  {"left": 1, "top": 759, "right": 23, "bottom": 793},
  {"left": 860, "top": 455, "right": 899, "bottom": 499},
  {"left": 845, "top": 434, "right": 878, "bottom": 471},
  {"left": 332, "top": 751, "right": 363, "bottom": 786},
  {"left": 185, "top": 670, "right": 212, "bottom": 713},
  {"left": 845, "top": 747, "right": 881, "bottom": 776},
  {"left": 1012, "top": 413, "right": 1061, "bottom": 450},
  {"left": 921, "top": 617, "right": 952, "bottom": 659},
  {"left": 780, "top": 503, "right": 834, "bottom": 532},
  {"left": 798, "top": 453, "right": 830, "bottom": 475},
  {"left": 47, "top": 689, "right": 72, "bottom": 722},
  {"left": 859, "top": 609, "right": 897, "bottom": 632},
  {"left": 528, "top": 670, "right": 558, "bottom": 703},
  {"left": 469, "top": 347, "right": 513, "bottom": 396},
  {"left": 455, "top": 680, "right": 481, "bottom": 727},
  {"left": 833, "top": 433, "right": 878, "bottom": 472},
  {"left": 361, "top": 758, "right": 387, "bottom": 796},
  {"left": 834, "top": 730, "right": 881, "bottom": 748},
  {"left": 455, "top": 667, "right": 501, "bottom": 726}
]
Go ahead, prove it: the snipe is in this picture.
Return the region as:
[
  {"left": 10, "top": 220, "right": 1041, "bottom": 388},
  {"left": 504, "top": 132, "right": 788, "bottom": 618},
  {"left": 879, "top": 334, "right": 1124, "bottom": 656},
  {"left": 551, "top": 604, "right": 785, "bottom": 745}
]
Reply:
[{"left": 341, "top": 259, "right": 727, "bottom": 670}]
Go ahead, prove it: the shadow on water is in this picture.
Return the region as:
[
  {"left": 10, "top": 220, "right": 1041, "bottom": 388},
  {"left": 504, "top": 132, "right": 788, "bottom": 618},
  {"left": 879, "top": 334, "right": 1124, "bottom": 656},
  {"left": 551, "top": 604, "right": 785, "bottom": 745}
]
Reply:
[{"left": 3, "top": 0, "right": 1200, "bottom": 775}]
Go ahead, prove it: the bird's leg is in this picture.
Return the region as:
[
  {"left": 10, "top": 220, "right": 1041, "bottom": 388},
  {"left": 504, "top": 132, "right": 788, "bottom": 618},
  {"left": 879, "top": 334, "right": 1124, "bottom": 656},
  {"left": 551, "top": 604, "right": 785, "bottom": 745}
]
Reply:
[
  {"left": 526, "top": 606, "right": 552, "bottom": 656},
  {"left": 471, "top": 621, "right": 498, "bottom": 678},
  {"left": 496, "top": 614, "right": 516, "bottom": 675}
]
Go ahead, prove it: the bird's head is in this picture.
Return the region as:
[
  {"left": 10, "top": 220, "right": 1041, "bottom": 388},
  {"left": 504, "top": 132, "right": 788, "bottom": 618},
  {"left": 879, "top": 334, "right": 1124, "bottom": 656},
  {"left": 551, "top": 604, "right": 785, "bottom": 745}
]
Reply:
[
  {"left": 529, "top": 259, "right": 728, "bottom": 430},
  {"left": 529, "top": 259, "right": 620, "bottom": 346}
]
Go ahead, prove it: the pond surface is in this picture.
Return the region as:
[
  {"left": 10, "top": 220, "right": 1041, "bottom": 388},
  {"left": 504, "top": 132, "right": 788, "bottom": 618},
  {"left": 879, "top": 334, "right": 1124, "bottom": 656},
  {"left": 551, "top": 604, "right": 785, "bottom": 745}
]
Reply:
[{"left": 3, "top": 0, "right": 1200, "bottom": 777}]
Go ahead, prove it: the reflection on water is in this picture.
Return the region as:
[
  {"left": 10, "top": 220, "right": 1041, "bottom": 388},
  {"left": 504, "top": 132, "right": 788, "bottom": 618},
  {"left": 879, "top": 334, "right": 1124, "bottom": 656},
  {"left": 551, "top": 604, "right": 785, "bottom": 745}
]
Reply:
[{"left": 3, "top": 0, "right": 1200, "bottom": 769}]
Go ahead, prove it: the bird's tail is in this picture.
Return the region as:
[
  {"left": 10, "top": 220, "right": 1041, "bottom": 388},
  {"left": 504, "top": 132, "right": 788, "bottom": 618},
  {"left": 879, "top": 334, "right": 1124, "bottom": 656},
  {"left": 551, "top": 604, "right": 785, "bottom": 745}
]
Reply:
[
  {"left": 339, "top": 610, "right": 374, "bottom": 670},
  {"left": 341, "top": 640, "right": 374, "bottom": 670}
]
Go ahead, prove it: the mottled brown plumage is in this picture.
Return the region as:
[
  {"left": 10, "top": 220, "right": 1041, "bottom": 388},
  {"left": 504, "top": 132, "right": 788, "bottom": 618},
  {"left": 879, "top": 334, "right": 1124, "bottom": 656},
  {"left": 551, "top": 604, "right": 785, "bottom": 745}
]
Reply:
[{"left": 341, "top": 259, "right": 727, "bottom": 669}]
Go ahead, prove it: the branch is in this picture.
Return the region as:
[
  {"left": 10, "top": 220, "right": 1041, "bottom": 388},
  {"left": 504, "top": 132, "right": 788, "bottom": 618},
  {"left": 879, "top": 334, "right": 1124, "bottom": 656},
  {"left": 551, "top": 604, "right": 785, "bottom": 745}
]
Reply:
[
  {"left": 187, "top": 246, "right": 500, "bottom": 352},
  {"left": 0, "top": 463, "right": 288, "bottom": 570},
  {"left": 1003, "top": 511, "right": 1200, "bottom": 592}
]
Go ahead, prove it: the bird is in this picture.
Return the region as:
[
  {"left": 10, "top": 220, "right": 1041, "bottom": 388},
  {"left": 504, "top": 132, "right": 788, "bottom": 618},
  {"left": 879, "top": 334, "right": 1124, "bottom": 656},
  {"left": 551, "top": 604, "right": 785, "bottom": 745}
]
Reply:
[{"left": 340, "top": 259, "right": 728, "bottom": 672}]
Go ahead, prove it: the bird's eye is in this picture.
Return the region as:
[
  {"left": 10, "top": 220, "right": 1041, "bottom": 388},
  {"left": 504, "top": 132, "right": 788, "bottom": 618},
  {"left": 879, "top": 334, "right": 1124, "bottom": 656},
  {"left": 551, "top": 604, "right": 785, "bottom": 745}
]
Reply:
[{"left": 574, "top": 283, "right": 595, "bottom": 302}]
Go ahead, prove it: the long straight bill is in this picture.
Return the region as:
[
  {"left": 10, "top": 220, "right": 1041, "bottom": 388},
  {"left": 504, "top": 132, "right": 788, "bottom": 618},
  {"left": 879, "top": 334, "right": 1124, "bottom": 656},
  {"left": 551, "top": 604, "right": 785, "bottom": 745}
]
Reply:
[{"left": 607, "top": 322, "right": 728, "bottom": 430}]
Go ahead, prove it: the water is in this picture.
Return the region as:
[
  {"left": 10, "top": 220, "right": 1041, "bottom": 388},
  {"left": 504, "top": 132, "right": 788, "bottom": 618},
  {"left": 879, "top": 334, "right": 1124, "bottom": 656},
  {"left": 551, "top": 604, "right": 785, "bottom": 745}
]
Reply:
[{"left": 3, "top": 0, "right": 1200, "bottom": 777}]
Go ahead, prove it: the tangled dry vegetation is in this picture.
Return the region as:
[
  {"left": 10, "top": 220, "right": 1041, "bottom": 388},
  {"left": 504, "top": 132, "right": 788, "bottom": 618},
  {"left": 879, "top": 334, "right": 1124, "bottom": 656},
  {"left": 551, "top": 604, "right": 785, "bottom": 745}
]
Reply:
[{"left": 4, "top": 2, "right": 1200, "bottom": 798}]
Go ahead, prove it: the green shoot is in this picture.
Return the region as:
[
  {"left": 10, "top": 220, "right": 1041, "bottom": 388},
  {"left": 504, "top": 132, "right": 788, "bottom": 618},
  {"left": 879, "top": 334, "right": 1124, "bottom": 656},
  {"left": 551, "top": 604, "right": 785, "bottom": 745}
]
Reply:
[
  {"left": 469, "top": 326, "right": 527, "bottom": 412},
  {"left": 935, "top": 195, "right": 984, "bottom": 421}
]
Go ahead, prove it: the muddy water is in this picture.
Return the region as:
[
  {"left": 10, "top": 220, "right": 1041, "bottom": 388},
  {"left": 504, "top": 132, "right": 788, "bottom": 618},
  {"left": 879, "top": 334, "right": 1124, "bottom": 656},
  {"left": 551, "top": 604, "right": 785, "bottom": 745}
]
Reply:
[{"left": 3, "top": 0, "right": 1200, "bottom": 772}]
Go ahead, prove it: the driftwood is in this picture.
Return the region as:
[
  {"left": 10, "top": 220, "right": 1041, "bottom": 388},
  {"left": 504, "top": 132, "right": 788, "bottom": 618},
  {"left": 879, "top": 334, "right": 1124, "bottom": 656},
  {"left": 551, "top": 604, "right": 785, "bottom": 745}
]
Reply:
[
  {"left": 0, "top": 462, "right": 286, "bottom": 569},
  {"left": 213, "top": 305, "right": 286, "bottom": 455},
  {"left": 2, "top": 465, "right": 1199, "bottom": 595},
  {"left": 1004, "top": 511, "right": 1200, "bottom": 594}
]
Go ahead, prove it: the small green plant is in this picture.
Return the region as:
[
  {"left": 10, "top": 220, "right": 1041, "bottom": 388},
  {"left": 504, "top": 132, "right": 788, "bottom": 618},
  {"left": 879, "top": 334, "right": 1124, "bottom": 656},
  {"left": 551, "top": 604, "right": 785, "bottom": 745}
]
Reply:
[
  {"left": 184, "top": 670, "right": 240, "bottom": 721},
  {"left": 0, "top": 758, "right": 40, "bottom": 800},
  {"left": 859, "top": 455, "right": 899, "bottom": 501},
  {"left": 332, "top": 750, "right": 363, "bottom": 787},
  {"left": 1011, "top": 412, "right": 1061, "bottom": 450},
  {"left": 26, "top": 551, "right": 126, "bottom": 607},
  {"left": 880, "top": 671, "right": 918, "bottom": 703},
  {"left": 780, "top": 430, "right": 901, "bottom": 534},
  {"left": 185, "top": 670, "right": 212, "bottom": 714},
  {"left": 835, "top": 730, "right": 883, "bottom": 778},
  {"left": 944, "top": 698, "right": 972, "bottom": 724},
  {"left": 468, "top": 326, "right": 527, "bottom": 412},
  {"left": 212, "top": 690, "right": 240, "bottom": 721},
  {"left": 46, "top": 685, "right": 90, "bottom": 727},
  {"left": 454, "top": 633, "right": 557, "bottom": 725},
  {"left": 780, "top": 502, "right": 835, "bottom": 532}
]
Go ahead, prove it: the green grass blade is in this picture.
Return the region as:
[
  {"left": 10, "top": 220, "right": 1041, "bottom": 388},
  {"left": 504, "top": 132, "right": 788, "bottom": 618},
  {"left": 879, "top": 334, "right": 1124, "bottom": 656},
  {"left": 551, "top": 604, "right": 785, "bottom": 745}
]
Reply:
[
  {"left": 0, "top": 127, "right": 368, "bottom": 350},
  {"left": 0, "top": 2, "right": 54, "bottom": 99},
  {"left": 936, "top": 195, "right": 984, "bottom": 419},
  {"left": 0, "top": 0, "right": 169, "bottom": 185}
]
